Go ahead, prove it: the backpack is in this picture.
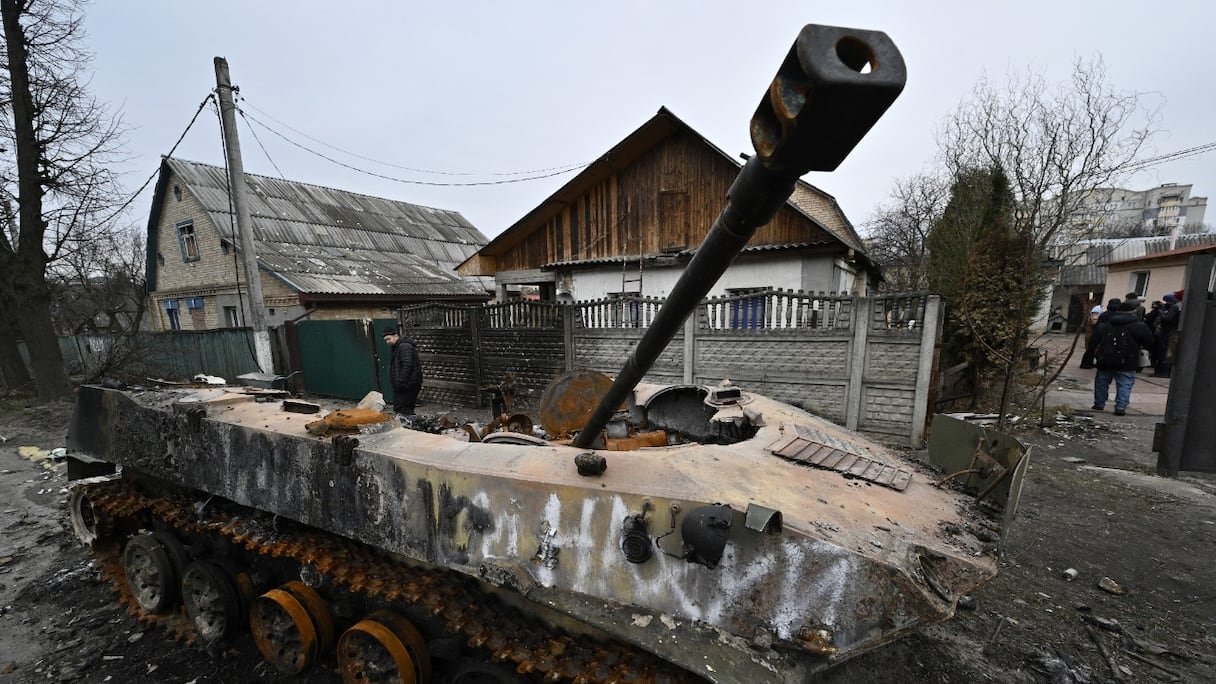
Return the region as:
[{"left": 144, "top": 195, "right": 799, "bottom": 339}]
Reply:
[{"left": 1095, "top": 326, "right": 1137, "bottom": 366}]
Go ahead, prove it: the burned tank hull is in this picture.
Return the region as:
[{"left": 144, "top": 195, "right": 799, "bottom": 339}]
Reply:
[
  {"left": 61, "top": 23, "right": 999, "bottom": 683},
  {"left": 68, "top": 382, "right": 997, "bottom": 682}
]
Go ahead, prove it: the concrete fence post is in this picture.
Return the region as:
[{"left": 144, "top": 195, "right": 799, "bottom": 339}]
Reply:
[
  {"left": 909, "top": 295, "right": 943, "bottom": 448},
  {"left": 683, "top": 308, "right": 697, "bottom": 384},
  {"left": 845, "top": 296, "right": 871, "bottom": 431}
]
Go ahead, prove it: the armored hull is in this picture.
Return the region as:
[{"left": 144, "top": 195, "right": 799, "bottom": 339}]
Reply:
[
  {"left": 60, "top": 23, "right": 999, "bottom": 683},
  {"left": 67, "top": 381, "right": 997, "bottom": 682}
]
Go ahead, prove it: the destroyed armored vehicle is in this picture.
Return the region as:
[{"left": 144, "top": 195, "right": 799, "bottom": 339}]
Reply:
[{"left": 66, "top": 24, "right": 1006, "bottom": 684}]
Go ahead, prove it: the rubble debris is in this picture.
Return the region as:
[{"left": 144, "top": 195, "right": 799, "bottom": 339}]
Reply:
[
  {"left": 1098, "top": 576, "right": 1126, "bottom": 595},
  {"left": 1062, "top": 568, "right": 1079, "bottom": 581},
  {"left": 1, "top": 662, "right": 16, "bottom": 674},
  {"left": 191, "top": 374, "right": 226, "bottom": 385},
  {"left": 1061, "top": 456, "right": 1086, "bottom": 464},
  {"left": 958, "top": 595, "right": 977, "bottom": 610},
  {"left": 1026, "top": 650, "right": 1094, "bottom": 683},
  {"left": 1121, "top": 650, "right": 1183, "bottom": 681}
]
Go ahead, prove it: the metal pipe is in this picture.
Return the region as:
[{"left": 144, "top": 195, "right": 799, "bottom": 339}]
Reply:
[{"left": 573, "top": 24, "right": 906, "bottom": 448}]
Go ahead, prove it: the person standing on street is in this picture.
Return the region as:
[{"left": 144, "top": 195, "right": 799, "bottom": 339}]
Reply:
[
  {"left": 1123, "top": 292, "right": 1146, "bottom": 321},
  {"left": 1088, "top": 301, "right": 1154, "bottom": 416},
  {"left": 383, "top": 328, "right": 423, "bottom": 416},
  {"left": 1154, "top": 292, "right": 1181, "bottom": 377}
]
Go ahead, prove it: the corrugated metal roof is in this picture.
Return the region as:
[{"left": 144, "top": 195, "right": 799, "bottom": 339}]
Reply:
[
  {"left": 541, "top": 239, "right": 836, "bottom": 270},
  {"left": 1050, "top": 234, "right": 1216, "bottom": 266},
  {"left": 166, "top": 158, "right": 490, "bottom": 297}
]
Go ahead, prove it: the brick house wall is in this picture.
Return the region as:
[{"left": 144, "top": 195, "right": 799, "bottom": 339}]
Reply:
[{"left": 149, "top": 168, "right": 306, "bottom": 331}]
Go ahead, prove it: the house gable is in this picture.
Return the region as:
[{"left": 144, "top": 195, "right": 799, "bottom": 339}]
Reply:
[{"left": 459, "top": 108, "right": 867, "bottom": 279}]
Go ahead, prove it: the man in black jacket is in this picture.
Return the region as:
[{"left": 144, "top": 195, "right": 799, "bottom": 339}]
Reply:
[
  {"left": 1087, "top": 301, "right": 1155, "bottom": 416},
  {"left": 383, "top": 328, "right": 423, "bottom": 416}
]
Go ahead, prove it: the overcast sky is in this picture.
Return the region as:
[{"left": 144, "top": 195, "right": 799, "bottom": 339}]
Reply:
[{"left": 82, "top": 0, "right": 1215, "bottom": 241}]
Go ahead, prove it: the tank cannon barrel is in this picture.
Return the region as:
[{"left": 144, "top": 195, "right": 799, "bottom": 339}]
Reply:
[{"left": 573, "top": 24, "right": 906, "bottom": 448}]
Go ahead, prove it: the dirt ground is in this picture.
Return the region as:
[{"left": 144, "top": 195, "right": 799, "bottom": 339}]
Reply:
[{"left": 1, "top": 390, "right": 1214, "bottom": 684}]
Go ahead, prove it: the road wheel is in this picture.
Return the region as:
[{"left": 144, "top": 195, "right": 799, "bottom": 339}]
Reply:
[
  {"left": 338, "top": 609, "right": 432, "bottom": 684},
  {"left": 181, "top": 560, "right": 243, "bottom": 642},
  {"left": 122, "top": 532, "right": 178, "bottom": 614},
  {"left": 250, "top": 581, "right": 335, "bottom": 673}
]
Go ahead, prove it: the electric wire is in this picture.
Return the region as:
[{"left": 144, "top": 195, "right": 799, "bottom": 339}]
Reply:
[
  {"left": 237, "top": 95, "right": 591, "bottom": 177},
  {"left": 1126, "top": 141, "right": 1216, "bottom": 171},
  {"left": 237, "top": 108, "right": 287, "bottom": 180},
  {"left": 97, "top": 94, "right": 215, "bottom": 228},
  {"left": 237, "top": 107, "right": 589, "bottom": 187}
]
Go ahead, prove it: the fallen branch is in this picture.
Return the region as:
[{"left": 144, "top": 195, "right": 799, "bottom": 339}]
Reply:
[{"left": 1085, "top": 622, "right": 1123, "bottom": 683}]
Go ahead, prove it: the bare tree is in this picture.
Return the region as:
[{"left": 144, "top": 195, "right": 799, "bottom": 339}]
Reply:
[
  {"left": 49, "top": 227, "right": 146, "bottom": 336},
  {"left": 928, "top": 58, "right": 1159, "bottom": 426},
  {"left": 864, "top": 171, "right": 949, "bottom": 291},
  {"left": 0, "top": 0, "right": 126, "bottom": 399},
  {"left": 938, "top": 57, "right": 1160, "bottom": 250}
]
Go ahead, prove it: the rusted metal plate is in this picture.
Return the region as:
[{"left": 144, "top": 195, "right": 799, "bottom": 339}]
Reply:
[
  {"left": 768, "top": 423, "right": 914, "bottom": 491},
  {"left": 538, "top": 369, "right": 618, "bottom": 438}
]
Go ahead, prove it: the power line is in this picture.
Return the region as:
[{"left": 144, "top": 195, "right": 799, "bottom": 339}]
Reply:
[
  {"left": 238, "top": 107, "right": 588, "bottom": 187},
  {"left": 237, "top": 95, "right": 591, "bottom": 177},
  {"left": 1126, "top": 141, "right": 1216, "bottom": 172},
  {"left": 237, "top": 107, "right": 287, "bottom": 179},
  {"left": 97, "top": 93, "right": 216, "bottom": 227}
]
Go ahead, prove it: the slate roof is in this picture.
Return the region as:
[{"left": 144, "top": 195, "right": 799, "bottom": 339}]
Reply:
[{"left": 154, "top": 158, "right": 492, "bottom": 297}]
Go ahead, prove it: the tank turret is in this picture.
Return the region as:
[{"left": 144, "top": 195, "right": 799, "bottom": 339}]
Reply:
[{"left": 574, "top": 24, "right": 905, "bottom": 448}]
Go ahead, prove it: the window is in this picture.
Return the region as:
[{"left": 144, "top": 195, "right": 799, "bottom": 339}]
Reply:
[
  {"left": 1130, "top": 272, "right": 1149, "bottom": 297},
  {"left": 173, "top": 184, "right": 182, "bottom": 201},
  {"left": 224, "top": 306, "right": 240, "bottom": 328},
  {"left": 163, "top": 299, "right": 181, "bottom": 331},
  {"left": 176, "top": 220, "right": 199, "bottom": 262},
  {"left": 186, "top": 297, "right": 205, "bottom": 310}
]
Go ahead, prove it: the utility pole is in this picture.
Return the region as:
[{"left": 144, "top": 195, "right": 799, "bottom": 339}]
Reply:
[{"left": 214, "top": 56, "right": 273, "bottom": 374}]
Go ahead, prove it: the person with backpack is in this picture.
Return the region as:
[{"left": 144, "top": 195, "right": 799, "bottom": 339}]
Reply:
[{"left": 1088, "top": 300, "right": 1155, "bottom": 416}]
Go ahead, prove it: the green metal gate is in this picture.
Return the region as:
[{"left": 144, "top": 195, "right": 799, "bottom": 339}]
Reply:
[{"left": 296, "top": 319, "right": 397, "bottom": 401}]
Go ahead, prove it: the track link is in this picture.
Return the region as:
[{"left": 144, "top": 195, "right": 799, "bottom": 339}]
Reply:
[{"left": 79, "top": 479, "right": 699, "bottom": 684}]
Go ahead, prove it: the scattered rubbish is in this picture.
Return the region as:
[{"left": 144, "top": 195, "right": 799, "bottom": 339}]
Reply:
[
  {"left": 1082, "top": 614, "right": 1123, "bottom": 633},
  {"left": 101, "top": 655, "right": 124, "bottom": 661},
  {"left": 355, "top": 391, "right": 386, "bottom": 411},
  {"left": 192, "top": 374, "right": 226, "bottom": 385},
  {"left": 146, "top": 664, "right": 158, "bottom": 675},
  {"left": 128, "top": 631, "right": 144, "bottom": 643},
  {"left": 958, "top": 595, "right": 977, "bottom": 610},
  {"left": 1061, "top": 456, "right": 1086, "bottom": 464},
  {"left": 0, "top": 557, "right": 12, "bottom": 567},
  {"left": 1026, "top": 650, "right": 1091, "bottom": 682},
  {"left": 283, "top": 399, "right": 321, "bottom": 414},
  {"left": 2, "top": 662, "right": 16, "bottom": 674},
  {"left": 1098, "top": 576, "right": 1125, "bottom": 595},
  {"left": 48, "top": 447, "right": 67, "bottom": 461},
  {"left": 1062, "top": 568, "right": 1079, "bottom": 581}
]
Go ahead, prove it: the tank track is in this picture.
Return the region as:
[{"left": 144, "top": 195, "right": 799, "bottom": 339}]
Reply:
[{"left": 79, "top": 478, "right": 700, "bottom": 684}]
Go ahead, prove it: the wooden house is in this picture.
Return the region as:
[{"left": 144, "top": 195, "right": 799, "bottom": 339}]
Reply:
[
  {"left": 457, "top": 108, "right": 876, "bottom": 302},
  {"left": 144, "top": 158, "right": 491, "bottom": 332}
]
